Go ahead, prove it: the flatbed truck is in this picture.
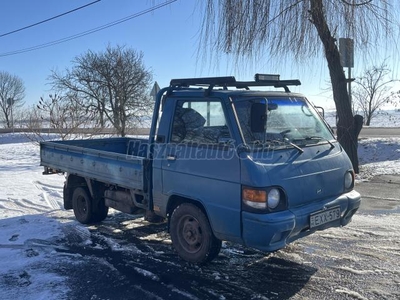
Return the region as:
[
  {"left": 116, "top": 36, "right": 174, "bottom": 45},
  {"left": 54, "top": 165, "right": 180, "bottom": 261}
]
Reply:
[{"left": 40, "top": 74, "right": 361, "bottom": 263}]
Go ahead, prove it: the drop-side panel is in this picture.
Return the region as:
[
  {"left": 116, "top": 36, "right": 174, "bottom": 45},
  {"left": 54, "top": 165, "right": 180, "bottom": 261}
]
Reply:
[{"left": 40, "top": 138, "right": 146, "bottom": 191}]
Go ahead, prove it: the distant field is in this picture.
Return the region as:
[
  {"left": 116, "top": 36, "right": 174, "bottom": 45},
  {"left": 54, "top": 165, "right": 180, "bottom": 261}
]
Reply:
[
  {"left": 0, "top": 127, "right": 150, "bottom": 135},
  {"left": 325, "top": 109, "right": 400, "bottom": 127},
  {"left": 1, "top": 110, "right": 399, "bottom": 135}
]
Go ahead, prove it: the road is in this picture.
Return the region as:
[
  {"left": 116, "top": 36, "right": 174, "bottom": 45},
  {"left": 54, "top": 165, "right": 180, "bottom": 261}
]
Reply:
[
  {"left": 43, "top": 175, "right": 399, "bottom": 300},
  {"left": 359, "top": 127, "right": 400, "bottom": 138}
]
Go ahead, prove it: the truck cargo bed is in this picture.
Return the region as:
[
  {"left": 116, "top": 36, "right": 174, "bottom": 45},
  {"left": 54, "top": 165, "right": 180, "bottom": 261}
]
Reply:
[{"left": 40, "top": 137, "right": 148, "bottom": 191}]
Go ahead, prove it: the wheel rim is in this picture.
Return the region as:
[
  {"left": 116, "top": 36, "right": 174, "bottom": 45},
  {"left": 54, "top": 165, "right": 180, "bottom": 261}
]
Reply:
[
  {"left": 177, "top": 215, "right": 203, "bottom": 253},
  {"left": 76, "top": 195, "right": 88, "bottom": 216}
]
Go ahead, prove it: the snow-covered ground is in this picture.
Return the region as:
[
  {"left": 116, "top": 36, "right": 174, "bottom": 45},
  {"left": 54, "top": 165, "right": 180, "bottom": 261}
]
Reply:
[
  {"left": 0, "top": 131, "right": 399, "bottom": 299},
  {"left": 0, "top": 134, "right": 68, "bottom": 299},
  {"left": 358, "top": 137, "right": 400, "bottom": 180}
]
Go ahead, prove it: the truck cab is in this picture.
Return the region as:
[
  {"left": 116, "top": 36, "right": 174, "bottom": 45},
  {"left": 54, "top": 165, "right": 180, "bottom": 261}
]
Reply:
[{"left": 150, "top": 74, "right": 360, "bottom": 263}]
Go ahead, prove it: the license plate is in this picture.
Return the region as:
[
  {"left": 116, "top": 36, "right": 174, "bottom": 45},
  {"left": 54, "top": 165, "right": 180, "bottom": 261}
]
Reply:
[{"left": 310, "top": 206, "right": 341, "bottom": 228}]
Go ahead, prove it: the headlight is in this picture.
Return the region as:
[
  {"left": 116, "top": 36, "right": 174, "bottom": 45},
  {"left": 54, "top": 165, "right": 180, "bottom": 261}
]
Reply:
[
  {"left": 267, "top": 188, "right": 280, "bottom": 209},
  {"left": 344, "top": 170, "right": 354, "bottom": 191}
]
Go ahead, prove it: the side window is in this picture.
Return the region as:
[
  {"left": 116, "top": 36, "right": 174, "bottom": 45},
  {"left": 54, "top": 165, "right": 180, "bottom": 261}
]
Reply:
[{"left": 171, "top": 100, "right": 231, "bottom": 144}]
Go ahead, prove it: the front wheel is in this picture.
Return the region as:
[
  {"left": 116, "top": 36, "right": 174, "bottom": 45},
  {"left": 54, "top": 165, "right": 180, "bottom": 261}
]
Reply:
[{"left": 170, "top": 203, "right": 222, "bottom": 264}]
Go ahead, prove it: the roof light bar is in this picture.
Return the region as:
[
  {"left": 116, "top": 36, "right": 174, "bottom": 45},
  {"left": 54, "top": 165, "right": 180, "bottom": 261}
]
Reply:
[
  {"left": 255, "top": 73, "right": 280, "bottom": 82},
  {"left": 170, "top": 76, "right": 236, "bottom": 87}
]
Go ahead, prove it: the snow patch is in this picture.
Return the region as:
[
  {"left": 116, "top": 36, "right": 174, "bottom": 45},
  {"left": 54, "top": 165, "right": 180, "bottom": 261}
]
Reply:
[
  {"left": 335, "top": 266, "right": 378, "bottom": 275},
  {"left": 133, "top": 266, "right": 160, "bottom": 281},
  {"left": 335, "top": 287, "right": 368, "bottom": 300}
]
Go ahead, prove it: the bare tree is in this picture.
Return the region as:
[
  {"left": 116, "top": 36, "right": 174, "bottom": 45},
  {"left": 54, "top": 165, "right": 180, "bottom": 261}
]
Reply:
[
  {"left": 50, "top": 45, "right": 153, "bottom": 137},
  {"left": 353, "top": 62, "right": 399, "bottom": 125},
  {"left": 199, "top": 0, "right": 400, "bottom": 173},
  {"left": 28, "top": 93, "right": 97, "bottom": 140},
  {"left": 0, "top": 71, "right": 25, "bottom": 128},
  {"left": 23, "top": 93, "right": 96, "bottom": 142}
]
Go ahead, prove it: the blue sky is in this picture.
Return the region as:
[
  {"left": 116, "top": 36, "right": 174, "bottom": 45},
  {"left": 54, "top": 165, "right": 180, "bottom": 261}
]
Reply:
[{"left": 0, "top": 0, "right": 398, "bottom": 110}]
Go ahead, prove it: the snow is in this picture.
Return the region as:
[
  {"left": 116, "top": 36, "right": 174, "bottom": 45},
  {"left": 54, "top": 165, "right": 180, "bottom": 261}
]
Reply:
[
  {"left": 133, "top": 267, "right": 160, "bottom": 281},
  {"left": 1, "top": 123, "right": 400, "bottom": 299},
  {"left": 0, "top": 134, "right": 70, "bottom": 299},
  {"left": 357, "top": 137, "right": 400, "bottom": 180},
  {"left": 325, "top": 109, "right": 400, "bottom": 128},
  {"left": 335, "top": 288, "right": 369, "bottom": 300}
]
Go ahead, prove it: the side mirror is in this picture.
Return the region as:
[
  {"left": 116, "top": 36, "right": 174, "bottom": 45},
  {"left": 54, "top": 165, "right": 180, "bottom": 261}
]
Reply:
[
  {"left": 314, "top": 106, "right": 325, "bottom": 118},
  {"left": 250, "top": 102, "right": 267, "bottom": 133}
]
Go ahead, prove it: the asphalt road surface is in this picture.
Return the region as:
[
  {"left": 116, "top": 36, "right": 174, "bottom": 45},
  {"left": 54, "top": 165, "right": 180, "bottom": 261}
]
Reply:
[
  {"left": 44, "top": 175, "right": 399, "bottom": 300},
  {"left": 358, "top": 127, "right": 400, "bottom": 138}
]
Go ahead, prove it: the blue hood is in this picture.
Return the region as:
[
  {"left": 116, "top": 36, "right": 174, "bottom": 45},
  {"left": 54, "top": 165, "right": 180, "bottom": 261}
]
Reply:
[{"left": 240, "top": 142, "right": 353, "bottom": 208}]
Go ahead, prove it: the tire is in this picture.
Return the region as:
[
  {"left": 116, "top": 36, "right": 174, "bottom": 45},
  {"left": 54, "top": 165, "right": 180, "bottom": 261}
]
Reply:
[
  {"left": 72, "top": 187, "right": 93, "bottom": 224},
  {"left": 92, "top": 199, "right": 109, "bottom": 223},
  {"left": 208, "top": 237, "right": 222, "bottom": 261},
  {"left": 90, "top": 181, "right": 108, "bottom": 223},
  {"left": 170, "top": 203, "right": 222, "bottom": 264}
]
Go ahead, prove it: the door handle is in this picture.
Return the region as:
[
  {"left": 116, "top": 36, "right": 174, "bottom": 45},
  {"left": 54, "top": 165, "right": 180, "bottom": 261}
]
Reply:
[{"left": 167, "top": 155, "right": 176, "bottom": 161}]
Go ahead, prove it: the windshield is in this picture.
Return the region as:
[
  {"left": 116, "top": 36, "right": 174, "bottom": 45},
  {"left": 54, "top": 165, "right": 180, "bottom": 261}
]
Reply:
[{"left": 234, "top": 96, "right": 334, "bottom": 150}]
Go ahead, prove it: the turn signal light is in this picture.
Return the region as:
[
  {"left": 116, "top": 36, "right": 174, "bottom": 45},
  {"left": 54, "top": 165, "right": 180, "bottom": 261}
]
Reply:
[
  {"left": 242, "top": 189, "right": 267, "bottom": 202},
  {"left": 242, "top": 188, "right": 267, "bottom": 209}
]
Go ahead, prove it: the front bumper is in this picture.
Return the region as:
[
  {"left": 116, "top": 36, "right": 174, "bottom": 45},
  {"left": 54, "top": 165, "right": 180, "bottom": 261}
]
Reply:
[{"left": 242, "top": 190, "right": 361, "bottom": 252}]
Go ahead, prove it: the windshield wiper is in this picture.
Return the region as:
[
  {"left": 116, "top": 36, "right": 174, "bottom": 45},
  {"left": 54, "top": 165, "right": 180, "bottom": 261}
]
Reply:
[
  {"left": 293, "top": 136, "right": 335, "bottom": 149},
  {"left": 255, "top": 138, "right": 303, "bottom": 153},
  {"left": 283, "top": 138, "right": 304, "bottom": 153},
  {"left": 251, "top": 137, "right": 304, "bottom": 153}
]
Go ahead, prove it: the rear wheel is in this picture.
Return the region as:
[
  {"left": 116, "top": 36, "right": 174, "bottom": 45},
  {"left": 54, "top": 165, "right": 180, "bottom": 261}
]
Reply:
[
  {"left": 92, "top": 199, "right": 109, "bottom": 222},
  {"left": 170, "top": 203, "right": 221, "bottom": 264},
  {"left": 90, "top": 181, "right": 108, "bottom": 222},
  {"left": 72, "top": 187, "right": 93, "bottom": 224}
]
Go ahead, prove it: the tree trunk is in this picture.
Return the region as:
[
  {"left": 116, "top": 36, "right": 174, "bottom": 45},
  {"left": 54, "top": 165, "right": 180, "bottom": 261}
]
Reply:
[
  {"left": 120, "top": 102, "right": 126, "bottom": 137},
  {"left": 97, "top": 102, "right": 105, "bottom": 128},
  {"left": 4, "top": 113, "right": 11, "bottom": 128},
  {"left": 310, "top": 0, "right": 360, "bottom": 173},
  {"left": 366, "top": 114, "right": 371, "bottom": 126}
]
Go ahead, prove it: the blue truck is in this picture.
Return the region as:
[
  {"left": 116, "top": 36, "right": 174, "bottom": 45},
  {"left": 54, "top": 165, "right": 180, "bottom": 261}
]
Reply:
[{"left": 40, "top": 74, "right": 361, "bottom": 263}]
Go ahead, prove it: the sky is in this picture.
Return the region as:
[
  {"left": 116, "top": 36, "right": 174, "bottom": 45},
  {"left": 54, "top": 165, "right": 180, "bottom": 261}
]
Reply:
[{"left": 0, "top": 0, "right": 399, "bottom": 110}]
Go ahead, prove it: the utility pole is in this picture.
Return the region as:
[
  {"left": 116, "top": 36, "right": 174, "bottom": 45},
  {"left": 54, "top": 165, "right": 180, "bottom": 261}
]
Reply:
[
  {"left": 339, "top": 37, "right": 363, "bottom": 153},
  {"left": 339, "top": 38, "right": 355, "bottom": 107},
  {"left": 7, "top": 98, "right": 14, "bottom": 132}
]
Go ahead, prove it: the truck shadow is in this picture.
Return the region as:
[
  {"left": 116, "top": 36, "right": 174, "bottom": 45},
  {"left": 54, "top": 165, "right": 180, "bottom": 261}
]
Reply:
[{"left": 57, "top": 212, "right": 317, "bottom": 300}]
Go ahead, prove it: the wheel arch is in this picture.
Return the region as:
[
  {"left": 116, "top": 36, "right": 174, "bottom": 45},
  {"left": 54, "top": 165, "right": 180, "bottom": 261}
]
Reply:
[
  {"left": 64, "top": 174, "right": 91, "bottom": 210},
  {"left": 66, "top": 175, "right": 108, "bottom": 223},
  {"left": 166, "top": 195, "right": 212, "bottom": 232}
]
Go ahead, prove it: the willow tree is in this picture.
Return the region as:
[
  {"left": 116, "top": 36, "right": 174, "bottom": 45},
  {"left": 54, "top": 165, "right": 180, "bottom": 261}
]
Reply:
[{"left": 200, "top": 0, "right": 399, "bottom": 173}]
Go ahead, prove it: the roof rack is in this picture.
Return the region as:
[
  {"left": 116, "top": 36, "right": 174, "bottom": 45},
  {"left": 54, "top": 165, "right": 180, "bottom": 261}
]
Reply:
[{"left": 169, "top": 74, "right": 301, "bottom": 93}]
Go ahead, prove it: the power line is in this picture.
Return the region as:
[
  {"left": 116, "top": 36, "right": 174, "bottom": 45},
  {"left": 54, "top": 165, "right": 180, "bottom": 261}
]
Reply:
[
  {"left": 0, "top": 0, "right": 101, "bottom": 38},
  {"left": 0, "top": 0, "right": 177, "bottom": 58}
]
